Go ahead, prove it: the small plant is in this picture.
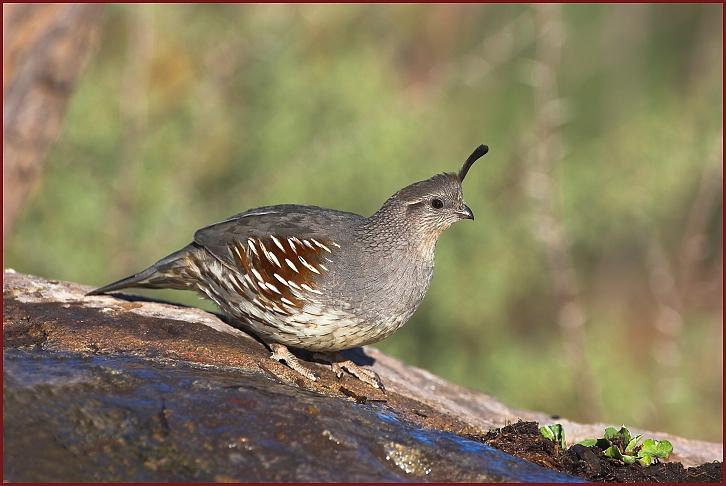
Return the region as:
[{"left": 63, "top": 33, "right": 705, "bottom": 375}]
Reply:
[
  {"left": 578, "top": 426, "right": 673, "bottom": 467},
  {"left": 539, "top": 423, "right": 566, "bottom": 450}
]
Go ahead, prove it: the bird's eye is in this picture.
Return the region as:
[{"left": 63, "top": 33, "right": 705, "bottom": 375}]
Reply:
[{"left": 431, "top": 198, "right": 444, "bottom": 209}]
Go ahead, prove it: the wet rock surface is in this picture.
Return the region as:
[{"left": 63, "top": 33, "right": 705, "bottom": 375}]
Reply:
[
  {"left": 3, "top": 270, "right": 722, "bottom": 481},
  {"left": 4, "top": 349, "right": 581, "bottom": 482}
]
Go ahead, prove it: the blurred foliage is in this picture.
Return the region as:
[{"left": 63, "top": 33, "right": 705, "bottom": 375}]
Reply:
[{"left": 5, "top": 4, "right": 722, "bottom": 440}]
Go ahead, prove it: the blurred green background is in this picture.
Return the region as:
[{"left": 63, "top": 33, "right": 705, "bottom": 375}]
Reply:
[{"left": 5, "top": 4, "right": 723, "bottom": 441}]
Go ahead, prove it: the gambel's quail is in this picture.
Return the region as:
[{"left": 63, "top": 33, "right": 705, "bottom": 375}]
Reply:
[{"left": 88, "top": 145, "right": 489, "bottom": 389}]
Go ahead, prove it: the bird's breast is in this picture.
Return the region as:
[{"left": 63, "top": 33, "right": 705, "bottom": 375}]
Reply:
[
  {"left": 320, "top": 243, "right": 435, "bottom": 327},
  {"left": 187, "top": 233, "right": 435, "bottom": 351}
]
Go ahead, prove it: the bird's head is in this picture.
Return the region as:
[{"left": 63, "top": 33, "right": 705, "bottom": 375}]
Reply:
[{"left": 374, "top": 145, "right": 488, "bottom": 243}]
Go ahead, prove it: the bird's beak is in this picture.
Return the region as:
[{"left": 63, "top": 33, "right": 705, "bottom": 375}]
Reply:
[{"left": 457, "top": 204, "right": 474, "bottom": 220}]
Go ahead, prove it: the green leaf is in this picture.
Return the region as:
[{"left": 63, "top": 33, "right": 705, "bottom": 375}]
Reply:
[
  {"left": 539, "top": 425, "right": 555, "bottom": 442},
  {"left": 579, "top": 438, "right": 597, "bottom": 447},
  {"left": 639, "top": 455, "right": 653, "bottom": 467},
  {"left": 638, "top": 439, "right": 658, "bottom": 456},
  {"left": 618, "top": 426, "right": 632, "bottom": 444},
  {"left": 625, "top": 434, "right": 643, "bottom": 453},
  {"left": 655, "top": 440, "right": 673, "bottom": 459},
  {"left": 539, "top": 424, "right": 566, "bottom": 449},
  {"left": 595, "top": 438, "right": 612, "bottom": 450},
  {"left": 604, "top": 445, "right": 623, "bottom": 460},
  {"left": 622, "top": 454, "right": 637, "bottom": 465},
  {"left": 603, "top": 425, "right": 631, "bottom": 442},
  {"left": 637, "top": 438, "right": 672, "bottom": 464},
  {"left": 604, "top": 426, "right": 620, "bottom": 440}
]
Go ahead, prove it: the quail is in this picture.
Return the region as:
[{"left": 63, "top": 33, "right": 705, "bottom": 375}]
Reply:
[{"left": 88, "top": 144, "right": 489, "bottom": 389}]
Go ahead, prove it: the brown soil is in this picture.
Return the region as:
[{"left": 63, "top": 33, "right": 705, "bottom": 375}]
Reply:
[{"left": 473, "top": 421, "right": 723, "bottom": 483}]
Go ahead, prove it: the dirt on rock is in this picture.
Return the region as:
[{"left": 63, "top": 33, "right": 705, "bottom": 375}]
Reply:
[{"left": 475, "top": 421, "right": 723, "bottom": 483}]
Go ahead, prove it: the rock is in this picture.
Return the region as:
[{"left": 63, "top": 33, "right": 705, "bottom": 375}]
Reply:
[
  {"left": 3, "top": 271, "right": 722, "bottom": 481},
  {"left": 5, "top": 348, "right": 587, "bottom": 482}
]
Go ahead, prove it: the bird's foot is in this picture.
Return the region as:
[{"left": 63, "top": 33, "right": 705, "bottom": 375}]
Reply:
[
  {"left": 333, "top": 359, "right": 385, "bottom": 391},
  {"left": 269, "top": 343, "right": 318, "bottom": 382},
  {"left": 315, "top": 352, "right": 385, "bottom": 391}
]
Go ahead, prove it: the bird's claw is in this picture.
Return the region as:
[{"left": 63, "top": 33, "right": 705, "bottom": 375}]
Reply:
[
  {"left": 269, "top": 343, "right": 318, "bottom": 382},
  {"left": 331, "top": 359, "right": 385, "bottom": 392}
]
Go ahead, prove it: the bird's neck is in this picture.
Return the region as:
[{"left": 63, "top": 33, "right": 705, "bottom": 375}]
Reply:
[{"left": 360, "top": 205, "right": 439, "bottom": 263}]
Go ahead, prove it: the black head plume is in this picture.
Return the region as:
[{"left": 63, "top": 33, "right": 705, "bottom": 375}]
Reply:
[{"left": 458, "top": 144, "right": 489, "bottom": 182}]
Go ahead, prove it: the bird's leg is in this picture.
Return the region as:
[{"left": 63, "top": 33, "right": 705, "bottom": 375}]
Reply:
[
  {"left": 314, "top": 352, "right": 385, "bottom": 391},
  {"left": 268, "top": 343, "right": 318, "bottom": 382}
]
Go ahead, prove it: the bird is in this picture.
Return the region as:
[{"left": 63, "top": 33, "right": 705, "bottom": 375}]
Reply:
[{"left": 88, "top": 144, "right": 489, "bottom": 389}]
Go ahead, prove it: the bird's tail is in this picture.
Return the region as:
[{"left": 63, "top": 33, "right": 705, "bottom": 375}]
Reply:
[{"left": 86, "top": 243, "right": 200, "bottom": 296}]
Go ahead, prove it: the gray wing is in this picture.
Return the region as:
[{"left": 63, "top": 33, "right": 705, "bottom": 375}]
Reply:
[{"left": 193, "top": 204, "right": 362, "bottom": 270}]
